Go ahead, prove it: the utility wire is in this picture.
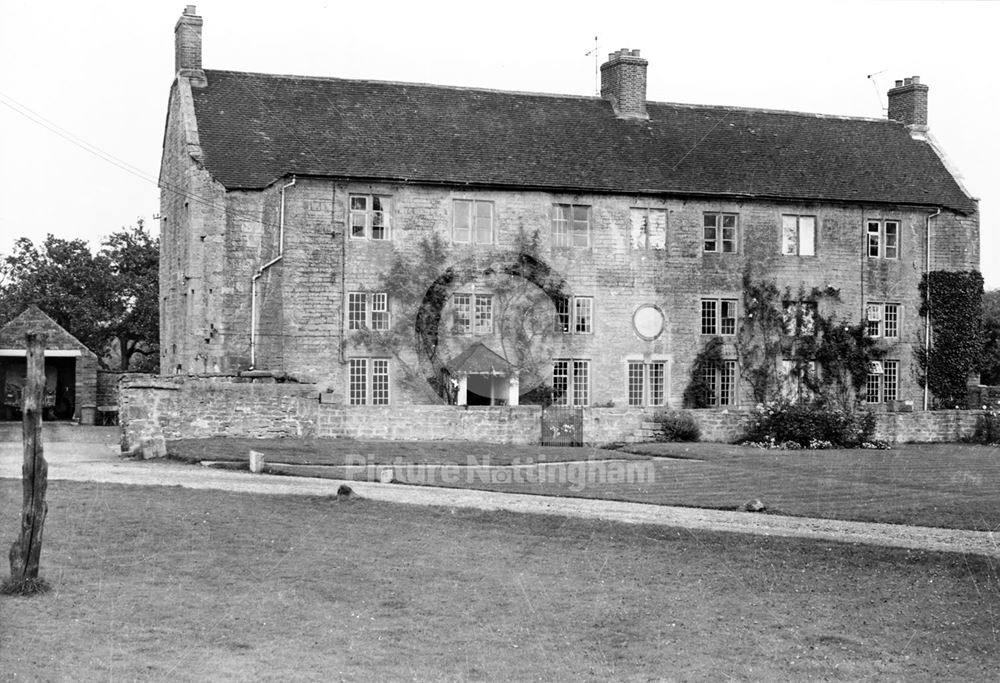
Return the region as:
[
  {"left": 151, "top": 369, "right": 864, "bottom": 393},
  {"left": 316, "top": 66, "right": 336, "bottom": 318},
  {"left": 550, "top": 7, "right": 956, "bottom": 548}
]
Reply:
[{"left": 0, "top": 90, "right": 283, "bottom": 233}]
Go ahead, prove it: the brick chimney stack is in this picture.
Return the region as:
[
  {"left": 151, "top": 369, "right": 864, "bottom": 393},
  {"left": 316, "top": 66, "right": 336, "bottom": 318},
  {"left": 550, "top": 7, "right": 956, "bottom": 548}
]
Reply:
[
  {"left": 175, "top": 5, "right": 204, "bottom": 81},
  {"left": 600, "top": 49, "right": 648, "bottom": 120},
  {"left": 887, "top": 76, "right": 928, "bottom": 128}
]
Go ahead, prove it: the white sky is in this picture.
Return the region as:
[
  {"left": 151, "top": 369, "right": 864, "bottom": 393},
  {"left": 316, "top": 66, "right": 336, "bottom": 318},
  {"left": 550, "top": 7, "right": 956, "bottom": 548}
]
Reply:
[{"left": 1, "top": 0, "right": 997, "bottom": 284}]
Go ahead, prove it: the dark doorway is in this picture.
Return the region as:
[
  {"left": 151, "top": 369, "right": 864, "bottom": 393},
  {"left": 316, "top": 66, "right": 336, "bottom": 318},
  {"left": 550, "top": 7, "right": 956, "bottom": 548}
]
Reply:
[
  {"left": 466, "top": 373, "right": 508, "bottom": 406},
  {"left": 0, "top": 357, "right": 76, "bottom": 421}
]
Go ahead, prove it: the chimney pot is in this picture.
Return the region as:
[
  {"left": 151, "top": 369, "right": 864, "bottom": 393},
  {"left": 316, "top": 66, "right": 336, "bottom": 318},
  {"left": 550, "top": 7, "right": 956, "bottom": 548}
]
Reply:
[
  {"left": 887, "top": 75, "right": 929, "bottom": 128},
  {"left": 600, "top": 47, "right": 649, "bottom": 120}
]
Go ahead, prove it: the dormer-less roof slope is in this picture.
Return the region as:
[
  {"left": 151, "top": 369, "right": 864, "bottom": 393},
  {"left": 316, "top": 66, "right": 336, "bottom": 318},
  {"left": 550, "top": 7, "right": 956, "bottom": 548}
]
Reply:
[
  {"left": 189, "top": 70, "right": 977, "bottom": 214},
  {"left": 0, "top": 305, "right": 99, "bottom": 358}
]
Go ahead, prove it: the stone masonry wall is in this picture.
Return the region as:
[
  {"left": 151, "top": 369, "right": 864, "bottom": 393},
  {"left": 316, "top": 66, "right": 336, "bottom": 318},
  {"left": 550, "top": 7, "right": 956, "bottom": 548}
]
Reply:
[
  {"left": 119, "top": 375, "right": 319, "bottom": 449},
  {"left": 120, "top": 377, "right": 989, "bottom": 448},
  {"left": 269, "top": 180, "right": 974, "bottom": 407}
]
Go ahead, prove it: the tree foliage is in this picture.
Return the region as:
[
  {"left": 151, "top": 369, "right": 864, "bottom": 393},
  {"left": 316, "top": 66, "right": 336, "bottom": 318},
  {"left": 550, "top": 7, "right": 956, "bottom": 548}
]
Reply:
[
  {"left": 980, "top": 288, "right": 1000, "bottom": 385},
  {"left": 0, "top": 222, "right": 159, "bottom": 371}
]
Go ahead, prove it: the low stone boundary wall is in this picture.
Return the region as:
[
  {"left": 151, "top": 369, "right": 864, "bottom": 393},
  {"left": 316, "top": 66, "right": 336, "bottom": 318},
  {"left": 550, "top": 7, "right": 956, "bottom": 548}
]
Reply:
[
  {"left": 316, "top": 405, "right": 542, "bottom": 442},
  {"left": 119, "top": 376, "right": 992, "bottom": 449},
  {"left": 875, "top": 410, "right": 982, "bottom": 444},
  {"left": 119, "top": 376, "right": 655, "bottom": 447},
  {"left": 678, "top": 408, "right": 987, "bottom": 444},
  {"left": 119, "top": 375, "right": 319, "bottom": 449}
]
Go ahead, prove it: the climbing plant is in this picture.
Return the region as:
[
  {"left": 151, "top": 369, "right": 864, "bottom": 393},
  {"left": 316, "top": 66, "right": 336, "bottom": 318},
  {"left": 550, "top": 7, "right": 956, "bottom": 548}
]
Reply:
[
  {"left": 351, "top": 232, "right": 455, "bottom": 401},
  {"left": 735, "top": 271, "right": 785, "bottom": 404},
  {"left": 683, "top": 336, "right": 725, "bottom": 408},
  {"left": 917, "top": 270, "right": 984, "bottom": 408},
  {"left": 351, "top": 228, "right": 568, "bottom": 403},
  {"left": 734, "top": 268, "right": 881, "bottom": 408}
]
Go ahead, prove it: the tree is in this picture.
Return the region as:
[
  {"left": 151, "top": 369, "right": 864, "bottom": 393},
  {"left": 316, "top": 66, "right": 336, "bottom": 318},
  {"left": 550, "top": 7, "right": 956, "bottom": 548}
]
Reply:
[
  {"left": 101, "top": 222, "right": 160, "bottom": 371},
  {"left": 981, "top": 288, "right": 1000, "bottom": 385},
  {"left": 0, "top": 222, "right": 159, "bottom": 371}
]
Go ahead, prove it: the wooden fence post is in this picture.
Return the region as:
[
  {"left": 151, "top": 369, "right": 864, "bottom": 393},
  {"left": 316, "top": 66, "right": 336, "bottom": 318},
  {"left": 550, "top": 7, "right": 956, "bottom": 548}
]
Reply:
[{"left": 7, "top": 332, "right": 48, "bottom": 583}]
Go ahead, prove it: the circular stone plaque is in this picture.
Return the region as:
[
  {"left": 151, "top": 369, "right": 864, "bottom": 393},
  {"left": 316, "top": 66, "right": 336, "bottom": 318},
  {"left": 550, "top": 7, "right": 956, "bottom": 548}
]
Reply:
[{"left": 633, "top": 305, "right": 665, "bottom": 340}]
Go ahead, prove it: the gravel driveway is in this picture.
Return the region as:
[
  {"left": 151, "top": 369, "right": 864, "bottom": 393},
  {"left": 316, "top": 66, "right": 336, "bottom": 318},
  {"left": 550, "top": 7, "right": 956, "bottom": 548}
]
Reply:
[{"left": 2, "top": 441, "right": 997, "bottom": 558}]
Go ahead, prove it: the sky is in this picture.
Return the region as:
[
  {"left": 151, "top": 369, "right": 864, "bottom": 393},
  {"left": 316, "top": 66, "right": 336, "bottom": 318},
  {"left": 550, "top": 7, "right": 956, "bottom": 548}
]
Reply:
[{"left": 0, "top": 0, "right": 997, "bottom": 284}]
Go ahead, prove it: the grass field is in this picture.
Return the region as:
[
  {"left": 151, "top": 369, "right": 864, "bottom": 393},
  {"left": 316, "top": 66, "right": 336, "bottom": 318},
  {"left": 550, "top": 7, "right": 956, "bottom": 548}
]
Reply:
[
  {"left": 168, "top": 439, "right": 1000, "bottom": 531},
  {"left": 2, "top": 480, "right": 998, "bottom": 681}
]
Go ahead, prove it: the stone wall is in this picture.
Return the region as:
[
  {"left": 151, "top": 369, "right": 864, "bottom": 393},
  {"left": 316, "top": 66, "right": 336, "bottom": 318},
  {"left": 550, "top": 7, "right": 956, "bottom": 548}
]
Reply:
[
  {"left": 316, "top": 405, "right": 542, "bottom": 443},
  {"left": 119, "top": 376, "right": 990, "bottom": 449},
  {"left": 678, "top": 407, "right": 988, "bottom": 444},
  {"left": 119, "top": 376, "right": 658, "bottom": 446},
  {"left": 119, "top": 375, "right": 319, "bottom": 448},
  {"left": 162, "top": 164, "right": 979, "bottom": 409},
  {"left": 875, "top": 410, "right": 982, "bottom": 444}
]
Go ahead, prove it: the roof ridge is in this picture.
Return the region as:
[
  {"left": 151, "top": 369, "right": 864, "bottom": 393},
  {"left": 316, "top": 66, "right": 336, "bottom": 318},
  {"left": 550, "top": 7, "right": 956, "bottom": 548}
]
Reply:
[
  {"left": 203, "top": 68, "right": 894, "bottom": 124},
  {"left": 203, "top": 68, "right": 601, "bottom": 103}
]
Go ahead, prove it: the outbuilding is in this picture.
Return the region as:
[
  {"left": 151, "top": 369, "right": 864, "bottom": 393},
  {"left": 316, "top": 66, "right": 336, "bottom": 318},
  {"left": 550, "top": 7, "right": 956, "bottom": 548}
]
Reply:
[{"left": 0, "top": 305, "right": 100, "bottom": 424}]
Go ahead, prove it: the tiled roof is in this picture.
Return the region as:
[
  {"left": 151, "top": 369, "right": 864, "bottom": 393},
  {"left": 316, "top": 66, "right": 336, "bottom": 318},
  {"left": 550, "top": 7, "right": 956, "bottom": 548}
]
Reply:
[
  {"left": 0, "top": 305, "right": 98, "bottom": 356},
  {"left": 445, "top": 342, "right": 514, "bottom": 375},
  {"left": 189, "top": 70, "right": 977, "bottom": 214}
]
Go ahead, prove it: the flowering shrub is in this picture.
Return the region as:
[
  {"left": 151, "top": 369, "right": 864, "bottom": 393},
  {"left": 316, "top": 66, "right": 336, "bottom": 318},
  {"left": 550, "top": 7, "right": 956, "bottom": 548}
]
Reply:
[
  {"left": 652, "top": 411, "right": 701, "bottom": 442},
  {"left": 971, "top": 408, "right": 1000, "bottom": 445},
  {"left": 741, "top": 400, "right": 876, "bottom": 449},
  {"left": 860, "top": 440, "right": 892, "bottom": 450}
]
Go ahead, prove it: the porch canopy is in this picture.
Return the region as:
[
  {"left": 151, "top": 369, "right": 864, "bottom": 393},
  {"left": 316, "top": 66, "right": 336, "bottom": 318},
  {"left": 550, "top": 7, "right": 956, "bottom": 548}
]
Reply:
[{"left": 446, "top": 342, "right": 519, "bottom": 406}]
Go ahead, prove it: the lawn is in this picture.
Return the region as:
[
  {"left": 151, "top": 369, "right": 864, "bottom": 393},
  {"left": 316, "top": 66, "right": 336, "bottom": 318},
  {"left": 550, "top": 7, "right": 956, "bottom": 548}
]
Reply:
[
  {"left": 2, "top": 480, "right": 998, "bottom": 681},
  {"left": 168, "top": 438, "right": 1000, "bottom": 531}
]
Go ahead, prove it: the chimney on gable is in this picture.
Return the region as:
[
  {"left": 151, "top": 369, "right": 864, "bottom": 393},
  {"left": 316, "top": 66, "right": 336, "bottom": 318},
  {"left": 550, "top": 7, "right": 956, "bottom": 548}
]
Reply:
[
  {"left": 887, "top": 76, "right": 928, "bottom": 128},
  {"left": 175, "top": 5, "right": 205, "bottom": 82},
  {"left": 600, "top": 49, "right": 648, "bottom": 120}
]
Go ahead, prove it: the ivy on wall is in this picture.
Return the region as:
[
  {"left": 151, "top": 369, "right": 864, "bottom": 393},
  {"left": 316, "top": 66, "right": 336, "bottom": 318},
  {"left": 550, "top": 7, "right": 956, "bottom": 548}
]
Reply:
[{"left": 917, "top": 270, "right": 984, "bottom": 408}]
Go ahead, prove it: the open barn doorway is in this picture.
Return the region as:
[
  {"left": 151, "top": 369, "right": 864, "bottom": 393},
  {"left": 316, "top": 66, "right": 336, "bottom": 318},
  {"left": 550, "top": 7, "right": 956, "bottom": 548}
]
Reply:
[{"left": 0, "top": 356, "right": 76, "bottom": 421}]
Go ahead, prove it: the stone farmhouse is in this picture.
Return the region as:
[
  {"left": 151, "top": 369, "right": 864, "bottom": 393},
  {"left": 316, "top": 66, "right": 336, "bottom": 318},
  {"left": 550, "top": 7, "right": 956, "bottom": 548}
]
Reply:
[{"left": 160, "top": 6, "right": 978, "bottom": 412}]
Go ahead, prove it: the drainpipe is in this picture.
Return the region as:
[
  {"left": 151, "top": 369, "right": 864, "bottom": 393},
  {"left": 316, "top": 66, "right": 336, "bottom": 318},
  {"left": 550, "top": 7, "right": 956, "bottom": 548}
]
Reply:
[
  {"left": 250, "top": 176, "right": 296, "bottom": 369},
  {"left": 923, "top": 207, "right": 941, "bottom": 411}
]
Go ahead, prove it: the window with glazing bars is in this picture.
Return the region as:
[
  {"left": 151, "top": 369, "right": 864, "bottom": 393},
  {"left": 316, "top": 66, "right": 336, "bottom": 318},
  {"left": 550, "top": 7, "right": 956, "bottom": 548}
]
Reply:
[
  {"left": 867, "top": 219, "right": 899, "bottom": 259},
  {"left": 347, "top": 292, "right": 390, "bottom": 331},
  {"left": 553, "top": 359, "right": 589, "bottom": 406},
  {"left": 866, "top": 303, "right": 900, "bottom": 338},
  {"left": 701, "top": 360, "right": 737, "bottom": 406},
  {"left": 628, "top": 361, "right": 666, "bottom": 406},
  {"left": 552, "top": 204, "right": 591, "bottom": 248},
  {"left": 349, "top": 357, "right": 390, "bottom": 405},
  {"left": 473, "top": 294, "right": 493, "bottom": 334},
  {"left": 555, "top": 296, "right": 593, "bottom": 333},
  {"left": 703, "top": 213, "right": 738, "bottom": 253},
  {"left": 453, "top": 294, "right": 492, "bottom": 335},
  {"left": 701, "top": 299, "right": 737, "bottom": 335},
  {"left": 453, "top": 200, "right": 494, "bottom": 244},
  {"left": 349, "top": 195, "right": 390, "bottom": 240}
]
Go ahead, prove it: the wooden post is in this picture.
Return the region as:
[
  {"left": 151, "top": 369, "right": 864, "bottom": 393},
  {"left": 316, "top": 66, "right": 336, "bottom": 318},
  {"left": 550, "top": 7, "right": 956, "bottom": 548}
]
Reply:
[{"left": 8, "top": 333, "right": 48, "bottom": 582}]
